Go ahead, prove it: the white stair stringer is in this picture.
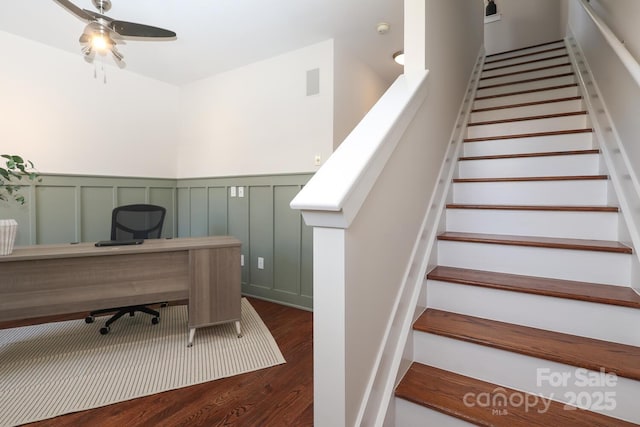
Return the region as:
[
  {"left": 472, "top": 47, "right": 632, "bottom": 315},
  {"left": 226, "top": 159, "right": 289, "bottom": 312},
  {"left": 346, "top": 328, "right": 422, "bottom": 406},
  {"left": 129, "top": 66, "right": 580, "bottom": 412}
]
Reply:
[
  {"left": 426, "top": 280, "right": 640, "bottom": 346},
  {"left": 445, "top": 208, "right": 618, "bottom": 240},
  {"left": 437, "top": 240, "right": 632, "bottom": 286},
  {"left": 413, "top": 332, "right": 640, "bottom": 424}
]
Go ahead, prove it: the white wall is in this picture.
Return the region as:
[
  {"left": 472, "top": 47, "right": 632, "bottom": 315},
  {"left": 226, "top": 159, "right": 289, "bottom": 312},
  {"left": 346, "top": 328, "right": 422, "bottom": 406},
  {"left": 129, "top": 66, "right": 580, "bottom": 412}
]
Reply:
[
  {"left": 177, "top": 40, "right": 335, "bottom": 178},
  {"left": 0, "top": 30, "right": 180, "bottom": 178},
  {"left": 333, "top": 42, "right": 390, "bottom": 150},
  {"left": 1, "top": 32, "right": 385, "bottom": 180},
  {"left": 484, "top": 0, "right": 565, "bottom": 55}
]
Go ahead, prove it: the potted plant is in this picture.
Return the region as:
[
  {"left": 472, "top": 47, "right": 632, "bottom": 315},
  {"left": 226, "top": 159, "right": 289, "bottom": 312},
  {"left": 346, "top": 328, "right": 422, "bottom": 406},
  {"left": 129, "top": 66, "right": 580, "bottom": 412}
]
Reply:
[{"left": 0, "top": 154, "right": 40, "bottom": 255}]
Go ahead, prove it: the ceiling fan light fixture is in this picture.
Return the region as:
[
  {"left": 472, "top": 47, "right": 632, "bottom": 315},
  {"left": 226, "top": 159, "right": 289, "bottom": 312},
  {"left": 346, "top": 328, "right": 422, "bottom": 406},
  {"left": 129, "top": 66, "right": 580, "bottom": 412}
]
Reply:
[
  {"left": 393, "top": 50, "right": 404, "bottom": 66},
  {"left": 91, "top": 32, "right": 109, "bottom": 52}
]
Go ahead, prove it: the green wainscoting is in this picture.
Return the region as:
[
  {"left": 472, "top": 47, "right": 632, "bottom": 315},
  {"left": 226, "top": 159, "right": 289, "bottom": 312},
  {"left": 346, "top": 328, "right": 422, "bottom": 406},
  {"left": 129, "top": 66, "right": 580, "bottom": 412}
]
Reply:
[
  {"left": 0, "top": 173, "right": 313, "bottom": 310},
  {"left": 177, "top": 174, "right": 313, "bottom": 310},
  {"left": 0, "top": 174, "right": 177, "bottom": 246}
]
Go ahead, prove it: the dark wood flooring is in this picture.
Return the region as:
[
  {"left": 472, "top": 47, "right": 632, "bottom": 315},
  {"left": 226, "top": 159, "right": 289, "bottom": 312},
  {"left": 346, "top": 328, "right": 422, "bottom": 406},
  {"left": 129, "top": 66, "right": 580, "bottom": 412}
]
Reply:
[{"left": 0, "top": 298, "right": 313, "bottom": 427}]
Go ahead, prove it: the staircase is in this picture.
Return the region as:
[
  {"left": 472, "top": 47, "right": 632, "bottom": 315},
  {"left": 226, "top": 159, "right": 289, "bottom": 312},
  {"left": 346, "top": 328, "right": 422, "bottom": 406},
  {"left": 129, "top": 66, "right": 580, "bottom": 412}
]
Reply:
[{"left": 394, "top": 40, "right": 640, "bottom": 426}]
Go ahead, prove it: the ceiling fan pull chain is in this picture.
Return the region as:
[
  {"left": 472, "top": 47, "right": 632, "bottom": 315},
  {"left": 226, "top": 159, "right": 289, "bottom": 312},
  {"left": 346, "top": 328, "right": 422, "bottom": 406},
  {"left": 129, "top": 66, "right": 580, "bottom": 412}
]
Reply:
[
  {"left": 103, "top": 62, "right": 107, "bottom": 84},
  {"left": 93, "top": 62, "right": 97, "bottom": 79}
]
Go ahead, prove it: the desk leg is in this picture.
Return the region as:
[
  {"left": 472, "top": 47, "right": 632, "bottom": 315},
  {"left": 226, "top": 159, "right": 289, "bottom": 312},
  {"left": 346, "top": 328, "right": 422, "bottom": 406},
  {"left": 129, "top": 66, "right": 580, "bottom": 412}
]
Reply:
[
  {"left": 188, "top": 328, "right": 196, "bottom": 347},
  {"left": 235, "top": 321, "right": 242, "bottom": 338}
]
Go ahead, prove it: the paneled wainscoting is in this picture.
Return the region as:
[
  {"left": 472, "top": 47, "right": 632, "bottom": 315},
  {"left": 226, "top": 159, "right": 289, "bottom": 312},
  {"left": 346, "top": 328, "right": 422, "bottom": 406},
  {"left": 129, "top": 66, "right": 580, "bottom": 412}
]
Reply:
[{"left": 0, "top": 173, "right": 313, "bottom": 309}]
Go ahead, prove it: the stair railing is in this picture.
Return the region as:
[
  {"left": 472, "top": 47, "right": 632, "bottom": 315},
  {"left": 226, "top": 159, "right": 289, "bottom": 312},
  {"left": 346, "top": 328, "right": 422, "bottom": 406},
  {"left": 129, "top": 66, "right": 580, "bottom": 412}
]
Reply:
[{"left": 579, "top": 0, "right": 640, "bottom": 87}]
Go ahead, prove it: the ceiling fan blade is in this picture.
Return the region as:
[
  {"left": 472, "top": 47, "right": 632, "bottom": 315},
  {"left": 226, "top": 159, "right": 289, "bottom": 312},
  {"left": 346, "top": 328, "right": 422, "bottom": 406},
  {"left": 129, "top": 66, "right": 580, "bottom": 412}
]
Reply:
[
  {"left": 110, "top": 20, "right": 176, "bottom": 38},
  {"left": 82, "top": 9, "right": 114, "bottom": 23},
  {"left": 53, "top": 0, "right": 94, "bottom": 21}
]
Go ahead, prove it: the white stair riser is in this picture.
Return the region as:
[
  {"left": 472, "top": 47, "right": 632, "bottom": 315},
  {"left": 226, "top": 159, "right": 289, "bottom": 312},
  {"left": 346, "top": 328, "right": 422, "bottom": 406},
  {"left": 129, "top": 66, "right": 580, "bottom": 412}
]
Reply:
[
  {"left": 395, "top": 399, "right": 475, "bottom": 427},
  {"left": 426, "top": 280, "right": 640, "bottom": 346},
  {"left": 471, "top": 99, "right": 584, "bottom": 122},
  {"left": 413, "top": 333, "right": 640, "bottom": 424},
  {"left": 437, "top": 241, "right": 631, "bottom": 285},
  {"left": 474, "top": 86, "right": 580, "bottom": 110},
  {"left": 480, "top": 65, "right": 573, "bottom": 87},
  {"left": 476, "top": 75, "right": 576, "bottom": 98},
  {"left": 482, "top": 56, "right": 570, "bottom": 78},
  {"left": 485, "top": 42, "right": 567, "bottom": 63},
  {"left": 484, "top": 49, "right": 568, "bottom": 69},
  {"left": 452, "top": 180, "right": 608, "bottom": 205},
  {"left": 458, "top": 154, "right": 599, "bottom": 179},
  {"left": 463, "top": 133, "right": 593, "bottom": 157},
  {"left": 445, "top": 209, "right": 617, "bottom": 240},
  {"left": 467, "top": 115, "right": 588, "bottom": 139}
]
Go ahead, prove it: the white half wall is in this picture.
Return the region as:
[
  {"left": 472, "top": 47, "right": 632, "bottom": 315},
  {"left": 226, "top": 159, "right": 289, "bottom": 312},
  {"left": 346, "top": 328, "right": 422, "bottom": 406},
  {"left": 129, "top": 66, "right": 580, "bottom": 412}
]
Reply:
[
  {"left": 333, "top": 42, "right": 390, "bottom": 150},
  {"left": 0, "top": 30, "right": 180, "bottom": 178},
  {"left": 484, "top": 0, "right": 565, "bottom": 55},
  {"left": 177, "top": 40, "right": 335, "bottom": 178}
]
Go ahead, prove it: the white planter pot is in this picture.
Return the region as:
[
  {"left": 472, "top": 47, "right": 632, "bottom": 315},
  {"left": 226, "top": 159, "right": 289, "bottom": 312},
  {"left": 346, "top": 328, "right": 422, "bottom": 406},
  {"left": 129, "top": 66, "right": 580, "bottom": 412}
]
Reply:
[{"left": 0, "top": 219, "right": 18, "bottom": 256}]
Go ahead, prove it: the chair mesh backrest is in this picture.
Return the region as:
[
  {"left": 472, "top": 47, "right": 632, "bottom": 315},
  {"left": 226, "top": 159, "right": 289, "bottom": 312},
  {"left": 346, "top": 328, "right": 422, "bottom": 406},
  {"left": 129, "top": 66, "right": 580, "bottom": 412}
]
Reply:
[{"left": 111, "top": 204, "right": 166, "bottom": 241}]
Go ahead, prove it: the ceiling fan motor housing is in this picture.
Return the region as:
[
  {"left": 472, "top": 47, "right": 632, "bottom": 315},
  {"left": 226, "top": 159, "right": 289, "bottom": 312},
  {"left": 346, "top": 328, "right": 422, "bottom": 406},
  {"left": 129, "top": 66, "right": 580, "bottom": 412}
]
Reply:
[{"left": 92, "top": 0, "right": 111, "bottom": 12}]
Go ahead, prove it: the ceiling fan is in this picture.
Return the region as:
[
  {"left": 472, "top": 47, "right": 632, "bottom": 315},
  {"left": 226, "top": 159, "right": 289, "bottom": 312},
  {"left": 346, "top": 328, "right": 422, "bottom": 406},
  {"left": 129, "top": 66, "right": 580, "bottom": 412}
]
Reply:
[{"left": 53, "top": 0, "right": 176, "bottom": 66}]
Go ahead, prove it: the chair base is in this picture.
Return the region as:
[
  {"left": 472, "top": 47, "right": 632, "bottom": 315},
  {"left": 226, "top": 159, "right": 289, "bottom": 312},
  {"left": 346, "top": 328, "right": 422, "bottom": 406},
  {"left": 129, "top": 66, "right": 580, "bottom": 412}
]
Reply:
[{"left": 86, "top": 304, "right": 162, "bottom": 335}]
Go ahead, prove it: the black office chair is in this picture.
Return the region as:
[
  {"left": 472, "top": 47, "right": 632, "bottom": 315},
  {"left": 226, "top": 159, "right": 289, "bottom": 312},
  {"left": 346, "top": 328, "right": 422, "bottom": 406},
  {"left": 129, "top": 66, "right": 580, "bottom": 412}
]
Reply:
[{"left": 86, "top": 204, "right": 167, "bottom": 335}]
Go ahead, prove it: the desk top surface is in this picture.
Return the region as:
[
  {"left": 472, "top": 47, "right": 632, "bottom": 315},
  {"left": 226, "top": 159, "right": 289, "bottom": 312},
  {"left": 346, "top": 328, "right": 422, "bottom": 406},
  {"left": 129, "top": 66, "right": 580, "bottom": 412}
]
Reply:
[{"left": 0, "top": 236, "right": 241, "bottom": 262}]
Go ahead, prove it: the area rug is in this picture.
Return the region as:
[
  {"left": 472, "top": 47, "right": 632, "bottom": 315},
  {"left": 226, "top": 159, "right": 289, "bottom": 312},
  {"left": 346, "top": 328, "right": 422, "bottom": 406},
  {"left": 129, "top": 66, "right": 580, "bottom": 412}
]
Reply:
[{"left": 0, "top": 298, "right": 285, "bottom": 426}]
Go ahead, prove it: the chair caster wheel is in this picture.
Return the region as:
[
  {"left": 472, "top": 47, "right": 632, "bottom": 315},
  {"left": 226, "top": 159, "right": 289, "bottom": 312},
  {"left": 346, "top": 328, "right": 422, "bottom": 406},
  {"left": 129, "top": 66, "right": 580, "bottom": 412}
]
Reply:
[
  {"left": 152, "top": 317, "right": 159, "bottom": 325},
  {"left": 100, "top": 327, "right": 110, "bottom": 335},
  {"left": 85, "top": 316, "right": 95, "bottom": 324}
]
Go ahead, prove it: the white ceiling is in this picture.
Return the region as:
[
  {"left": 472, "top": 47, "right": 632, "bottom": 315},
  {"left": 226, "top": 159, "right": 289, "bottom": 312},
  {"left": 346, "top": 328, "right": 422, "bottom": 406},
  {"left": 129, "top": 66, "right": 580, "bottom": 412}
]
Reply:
[{"left": 0, "top": 0, "right": 404, "bottom": 86}]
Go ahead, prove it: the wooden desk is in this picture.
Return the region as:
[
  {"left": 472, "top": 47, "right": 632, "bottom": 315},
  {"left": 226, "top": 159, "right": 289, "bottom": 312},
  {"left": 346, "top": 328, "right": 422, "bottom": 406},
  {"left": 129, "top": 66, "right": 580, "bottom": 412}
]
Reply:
[{"left": 0, "top": 236, "right": 242, "bottom": 346}]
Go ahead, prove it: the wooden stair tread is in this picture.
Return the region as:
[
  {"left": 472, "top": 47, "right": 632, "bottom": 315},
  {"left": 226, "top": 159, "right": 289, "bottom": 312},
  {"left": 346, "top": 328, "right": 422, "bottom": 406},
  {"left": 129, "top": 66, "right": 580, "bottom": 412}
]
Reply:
[
  {"left": 427, "top": 266, "right": 640, "bottom": 309},
  {"left": 472, "top": 96, "right": 583, "bottom": 113},
  {"left": 414, "top": 309, "right": 640, "bottom": 381},
  {"left": 485, "top": 40, "right": 565, "bottom": 58},
  {"left": 478, "top": 73, "right": 574, "bottom": 91},
  {"left": 468, "top": 111, "right": 587, "bottom": 127},
  {"left": 396, "top": 363, "right": 637, "bottom": 427},
  {"left": 483, "top": 54, "right": 569, "bottom": 73},
  {"left": 437, "top": 232, "right": 633, "bottom": 254},
  {"left": 475, "top": 83, "right": 578, "bottom": 101},
  {"left": 452, "top": 175, "right": 608, "bottom": 183},
  {"left": 484, "top": 46, "right": 567, "bottom": 65},
  {"left": 445, "top": 204, "right": 618, "bottom": 212},
  {"left": 480, "top": 63, "right": 571, "bottom": 81},
  {"left": 464, "top": 128, "right": 593, "bottom": 143},
  {"left": 460, "top": 149, "right": 599, "bottom": 161}
]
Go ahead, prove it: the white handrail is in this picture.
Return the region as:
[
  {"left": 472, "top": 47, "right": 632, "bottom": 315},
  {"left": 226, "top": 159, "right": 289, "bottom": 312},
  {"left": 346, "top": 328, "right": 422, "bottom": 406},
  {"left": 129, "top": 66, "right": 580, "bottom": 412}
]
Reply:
[{"left": 579, "top": 0, "right": 640, "bottom": 88}]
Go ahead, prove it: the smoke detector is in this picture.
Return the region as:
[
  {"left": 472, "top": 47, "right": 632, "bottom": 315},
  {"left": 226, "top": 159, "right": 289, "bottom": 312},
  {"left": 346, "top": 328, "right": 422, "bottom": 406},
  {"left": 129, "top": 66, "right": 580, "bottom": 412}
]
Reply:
[{"left": 377, "top": 22, "right": 390, "bottom": 35}]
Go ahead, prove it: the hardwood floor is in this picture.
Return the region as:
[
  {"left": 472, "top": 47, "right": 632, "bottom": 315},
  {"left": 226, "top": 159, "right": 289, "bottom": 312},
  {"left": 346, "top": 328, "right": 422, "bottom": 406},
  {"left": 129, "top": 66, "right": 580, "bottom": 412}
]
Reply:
[{"left": 0, "top": 298, "right": 313, "bottom": 427}]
